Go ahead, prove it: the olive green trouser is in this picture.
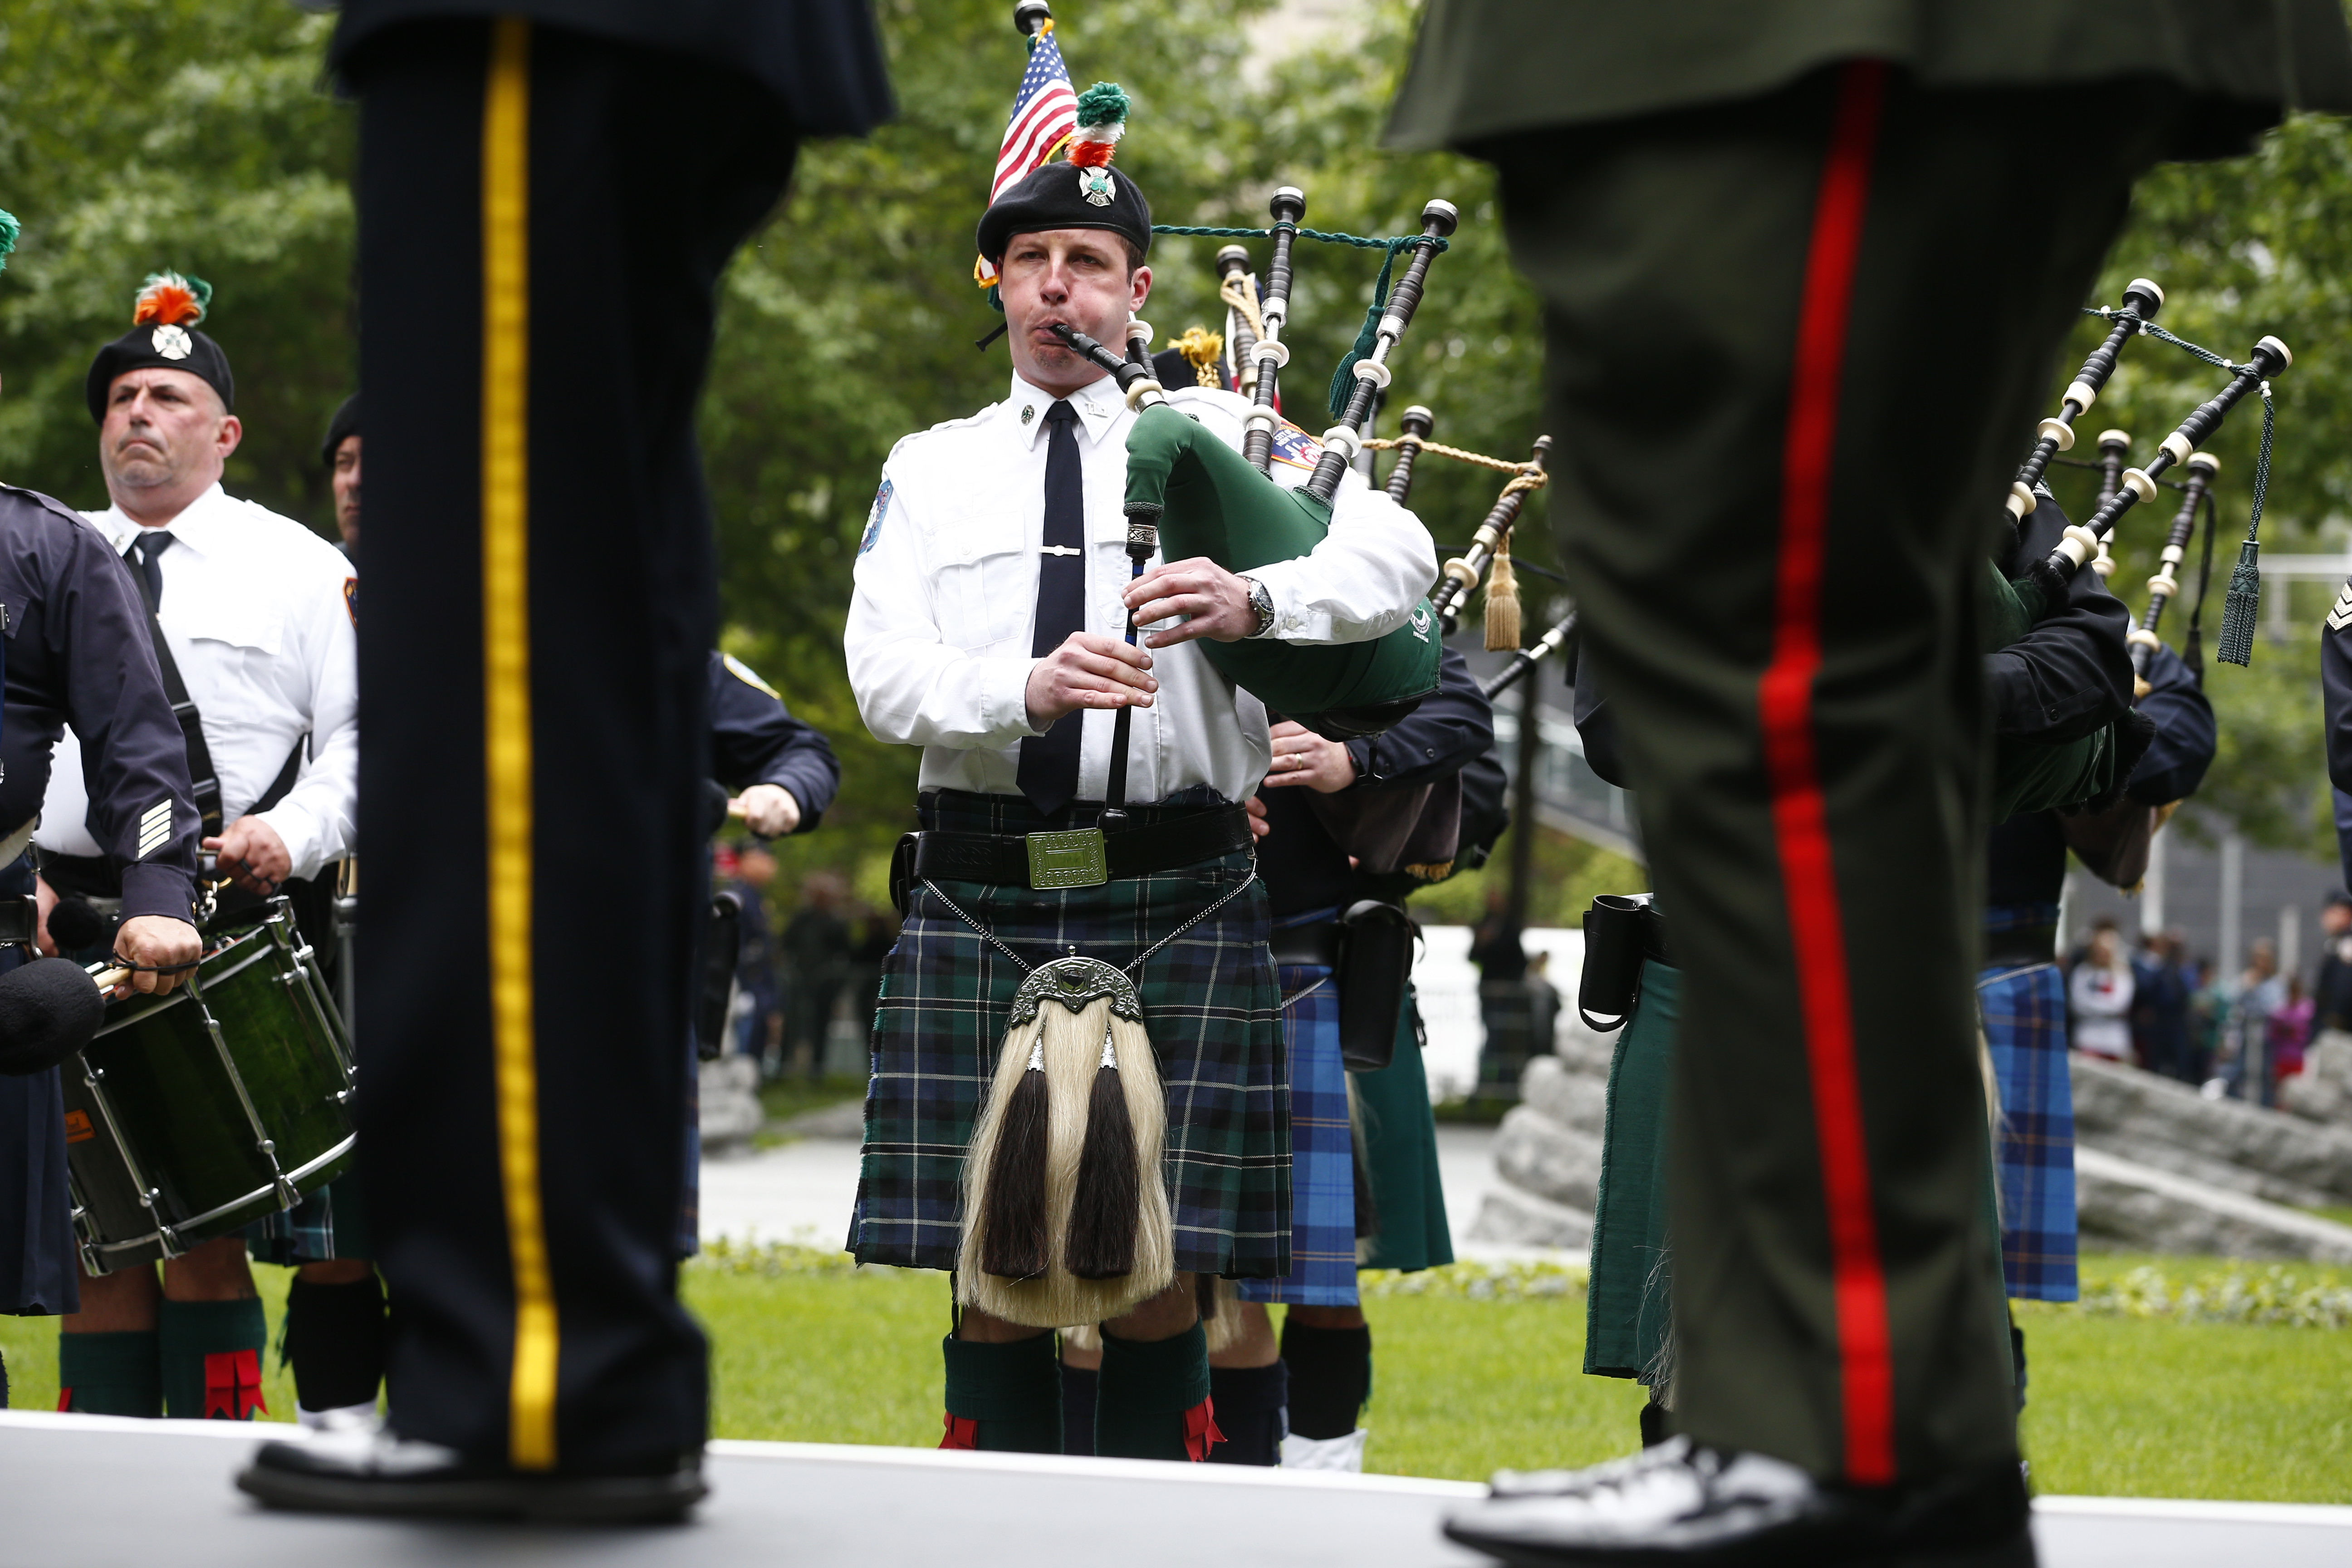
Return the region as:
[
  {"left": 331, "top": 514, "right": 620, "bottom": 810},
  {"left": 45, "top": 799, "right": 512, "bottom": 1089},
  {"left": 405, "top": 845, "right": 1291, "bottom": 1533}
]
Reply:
[{"left": 1480, "top": 64, "right": 2181, "bottom": 1483}]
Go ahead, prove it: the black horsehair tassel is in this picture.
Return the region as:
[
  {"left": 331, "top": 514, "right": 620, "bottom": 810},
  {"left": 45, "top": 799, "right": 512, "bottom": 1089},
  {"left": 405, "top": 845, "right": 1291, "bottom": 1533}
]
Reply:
[
  {"left": 2217, "top": 539, "right": 2261, "bottom": 668},
  {"left": 1063, "top": 1028, "right": 1141, "bottom": 1280},
  {"left": 980, "top": 1033, "right": 1052, "bottom": 1279}
]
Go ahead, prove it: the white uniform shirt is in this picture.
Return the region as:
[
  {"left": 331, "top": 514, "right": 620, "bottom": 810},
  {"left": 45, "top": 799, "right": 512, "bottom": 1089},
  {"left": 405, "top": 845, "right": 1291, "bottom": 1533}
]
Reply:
[
  {"left": 36, "top": 483, "right": 359, "bottom": 880},
  {"left": 846, "top": 371, "right": 1437, "bottom": 805}
]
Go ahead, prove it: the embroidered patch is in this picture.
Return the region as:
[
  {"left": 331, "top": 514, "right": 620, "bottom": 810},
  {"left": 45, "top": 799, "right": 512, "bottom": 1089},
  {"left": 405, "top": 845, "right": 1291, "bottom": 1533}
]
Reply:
[
  {"left": 860, "top": 477, "right": 893, "bottom": 556},
  {"left": 724, "top": 652, "right": 781, "bottom": 700},
  {"left": 343, "top": 576, "right": 358, "bottom": 628},
  {"left": 2329, "top": 579, "right": 2352, "bottom": 632},
  {"left": 1267, "top": 421, "right": 1325, "bottom": 471}
]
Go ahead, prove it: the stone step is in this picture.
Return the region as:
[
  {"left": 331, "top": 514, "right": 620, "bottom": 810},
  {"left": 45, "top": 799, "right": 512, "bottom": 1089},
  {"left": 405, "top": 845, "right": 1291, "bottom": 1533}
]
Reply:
[
  {"left": 2075, "top": 1146, "right": 2352, "bottom": 1264},
  {"left": 2071, "top": 1053, "right": 2352, "bottom": 1205}
]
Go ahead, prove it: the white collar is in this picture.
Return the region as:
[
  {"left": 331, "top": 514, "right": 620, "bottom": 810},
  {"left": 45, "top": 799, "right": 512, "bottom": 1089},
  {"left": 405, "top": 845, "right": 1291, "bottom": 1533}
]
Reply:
[
  {"left": 96, "top": 481, "right": 232, "bottom": 559},
  {"left": 1007, "top": 370, "right": 1123, "bottom": 451}
]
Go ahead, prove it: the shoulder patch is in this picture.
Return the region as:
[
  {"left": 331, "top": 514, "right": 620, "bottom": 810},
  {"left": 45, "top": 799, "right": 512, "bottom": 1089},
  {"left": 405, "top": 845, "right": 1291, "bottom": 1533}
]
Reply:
[
  {"left": 2331, "top": 580, "right": 2352, "bottom": 633},
  {"left": 343, "top": 576, "right": 358, "bottom": 627},
  {"left": 1268, "top": 421, "right": 1325, "bottom": 471},
  {"left": 859, "top": 477, "right": 893, "bottom": 556},
  {"left": 723, "top": 651, "right": 781, "bottom": 700}
]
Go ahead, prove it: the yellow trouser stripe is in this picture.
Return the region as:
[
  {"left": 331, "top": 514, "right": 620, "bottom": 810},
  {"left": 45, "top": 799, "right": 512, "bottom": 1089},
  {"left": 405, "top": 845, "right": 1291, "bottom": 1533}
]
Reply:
[{"left": 481, "top": 15, "right": 556, "bottom": 1473}]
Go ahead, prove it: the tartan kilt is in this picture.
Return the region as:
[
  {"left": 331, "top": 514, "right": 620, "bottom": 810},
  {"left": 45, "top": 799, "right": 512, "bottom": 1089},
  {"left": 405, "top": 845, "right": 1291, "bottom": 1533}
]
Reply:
[
  {"left": 850, "top": 791, "right": 1290, "bottom": 1279},
  {"left": 1979, "top": 957, "right": 2077, "bottom": 1302},
  {"left": 1239, "top": 960, "right": 1357, "bottom": 1306},
  {"left": 247, "top": 1166, "right": 372, "bottom": 1268}
]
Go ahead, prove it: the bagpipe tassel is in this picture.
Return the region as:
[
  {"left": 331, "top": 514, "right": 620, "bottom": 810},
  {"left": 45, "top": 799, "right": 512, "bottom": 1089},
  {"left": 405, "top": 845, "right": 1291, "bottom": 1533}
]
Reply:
[
  {"left": 1483, "top": 530, "right": 1521, "bottom": 652},
  {"left": 2216, "top": 539, "right": 2261, "bottom": 668},
  {"left": 961, "top": 996, "right": 1174, "bottom": 1328}
]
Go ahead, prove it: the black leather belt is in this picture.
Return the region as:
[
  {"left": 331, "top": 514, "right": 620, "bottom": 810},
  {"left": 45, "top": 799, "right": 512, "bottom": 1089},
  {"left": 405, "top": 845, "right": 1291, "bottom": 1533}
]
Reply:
[
  {"left": 1983, "top": 923, "right": 2059, "bottom": 967},
  {"left": 912, "top": 804, "right": 1252, "bottom": 890},
  {"left": 1269, "top": 917, "right": 1340, "bottom": 969}
]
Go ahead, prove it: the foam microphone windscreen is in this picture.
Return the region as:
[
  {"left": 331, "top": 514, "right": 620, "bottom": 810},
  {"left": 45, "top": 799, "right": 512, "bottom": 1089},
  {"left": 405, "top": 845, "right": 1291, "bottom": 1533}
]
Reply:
[
  {"left": 45, "top": 897, "right": 109, "bottom": 954},
  {"left": 0, "top": 958, "right": 106, "bottom": 1076}
]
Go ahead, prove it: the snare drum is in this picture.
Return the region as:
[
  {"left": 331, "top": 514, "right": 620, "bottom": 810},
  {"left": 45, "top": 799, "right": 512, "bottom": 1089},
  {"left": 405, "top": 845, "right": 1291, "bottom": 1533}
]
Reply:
[{"left": 61, "top": 898, "right": 355, "bottom": 1274}]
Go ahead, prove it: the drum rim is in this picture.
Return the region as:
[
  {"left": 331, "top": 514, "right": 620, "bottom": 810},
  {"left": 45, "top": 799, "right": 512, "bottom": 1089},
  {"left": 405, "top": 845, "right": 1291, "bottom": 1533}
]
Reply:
[
  {"left": 72, "top": 1132, "right": 357, "bottom": 1266},
  {"left": 86, "top": 921, "right": 284, "bottom": 1039}
]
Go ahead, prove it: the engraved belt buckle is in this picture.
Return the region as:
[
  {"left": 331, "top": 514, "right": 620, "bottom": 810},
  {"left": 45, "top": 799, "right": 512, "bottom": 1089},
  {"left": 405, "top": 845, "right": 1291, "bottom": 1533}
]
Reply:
[{"left": 1025, "top": 828, "right": 1108, "bottom": 889}]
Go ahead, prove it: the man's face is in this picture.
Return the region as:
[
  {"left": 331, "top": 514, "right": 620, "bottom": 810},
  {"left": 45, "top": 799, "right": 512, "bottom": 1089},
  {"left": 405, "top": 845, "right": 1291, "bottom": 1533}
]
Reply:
[
  {"left": 2325, "top": 903, "right": 2351, "bottom": 937},
  {"left": 100, "top": 368, "right": 238, "bottom": 498},
  {"left": 739, "top": 848, "right": 777, "bottom": 888},
  {"left": 996, "top": 228, "right": 1149, "bottom": 392},
  {"left": 332, "top": 434, "right": 362, "bottom": 546}
]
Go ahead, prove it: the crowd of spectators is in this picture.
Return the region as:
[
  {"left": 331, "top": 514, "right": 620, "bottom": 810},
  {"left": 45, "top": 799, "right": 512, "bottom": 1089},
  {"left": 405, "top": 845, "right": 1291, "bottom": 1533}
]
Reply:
[
  {"left": 2059, "top": 892, "right": 2352, "bottom": 1105},
  {"left": 712, "top": 852, "right": 901, "bottom": 1083}
]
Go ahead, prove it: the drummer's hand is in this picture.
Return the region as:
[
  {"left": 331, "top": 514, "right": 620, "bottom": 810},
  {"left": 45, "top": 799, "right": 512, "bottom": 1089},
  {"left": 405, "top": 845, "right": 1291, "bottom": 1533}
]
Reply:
[
  {"left": 733, "top": 784, "right": 800, "bottom": 838},
  {"left": 1125, "top": 557, "right": 1256, "bottom": 647},
  {"left": 1260, "top": 720, "right": 1357, "bottom": 794},
  {"left": 1026, "top": 632, "right": 1156, "bottom": 727},
  {"left": 1245, "top": 794, "right": 1272, "bottom": 841},
  {"left": 34, "top": 873, "right": 57, "bottom": 958},
  {"left": 114, "top": 916, "right": 200, "bottom": 998},
  {"left": 204, "top": 816, "right": 291, "bottom": 897}
]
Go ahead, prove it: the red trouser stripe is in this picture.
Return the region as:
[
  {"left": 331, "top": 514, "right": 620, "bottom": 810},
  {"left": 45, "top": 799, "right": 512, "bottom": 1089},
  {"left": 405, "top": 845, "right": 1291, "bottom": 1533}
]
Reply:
[{"left": 1757, "top": 58, "right": 1895, "bottom": 1486}]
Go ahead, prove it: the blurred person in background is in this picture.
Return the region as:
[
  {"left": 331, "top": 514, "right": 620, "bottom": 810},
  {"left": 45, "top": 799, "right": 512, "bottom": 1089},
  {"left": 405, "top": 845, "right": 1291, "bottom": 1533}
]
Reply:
[
  {"left": 2313, "top": 892, "right": 2352, "bottom": 1035},
  {"left": 2213, "top": 937, "right": 2282, "bottom": 1101},
  {"left": 2267, "top": 973, "right": 2313, "bottom": 1097},
  {"left": 2068, "top": 919, "right": 2134, "bottom": 1063},
  {"left": 2130, "top": 929, "right": 2196, "bottom": 1083},
  {"left": 779, "top": 869, "right": 852, "bottom": 1082},
  {"left": 322, "top": 394, "right": 360, "bottom": 563}
]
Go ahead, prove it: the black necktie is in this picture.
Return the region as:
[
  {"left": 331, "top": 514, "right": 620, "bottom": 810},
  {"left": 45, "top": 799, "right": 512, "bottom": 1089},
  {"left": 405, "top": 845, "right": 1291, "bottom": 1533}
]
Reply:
[
  {"left": 127, "top": 531, "right": 174, "bottom": 609},
  {"left": 1017, "top": 401, "right": 1087, "bottom": 818}
]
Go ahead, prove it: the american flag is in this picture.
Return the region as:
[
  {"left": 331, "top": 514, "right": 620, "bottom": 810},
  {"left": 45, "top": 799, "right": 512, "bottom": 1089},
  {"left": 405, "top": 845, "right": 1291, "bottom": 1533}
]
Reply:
[{"left": 977, "top": 26, "right": 1078, "bottom": 285}]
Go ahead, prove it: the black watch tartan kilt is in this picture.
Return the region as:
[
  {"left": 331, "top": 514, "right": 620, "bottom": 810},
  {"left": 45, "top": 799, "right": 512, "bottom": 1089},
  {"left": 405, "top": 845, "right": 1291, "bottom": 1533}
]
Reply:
[{"left": 849, "top": 791, "right": 1292, "bottom": 1280}]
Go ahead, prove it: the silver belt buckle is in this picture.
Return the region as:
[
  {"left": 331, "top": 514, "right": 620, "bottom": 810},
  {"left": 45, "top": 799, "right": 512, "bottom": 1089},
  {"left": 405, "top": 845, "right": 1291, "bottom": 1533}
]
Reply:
[{"left": 1026, "top": 828, "right": 1108, "bottom": 889}]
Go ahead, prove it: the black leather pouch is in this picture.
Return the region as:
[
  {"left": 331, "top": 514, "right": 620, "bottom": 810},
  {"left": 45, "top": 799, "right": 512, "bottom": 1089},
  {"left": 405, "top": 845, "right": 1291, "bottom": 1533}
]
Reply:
[
  {"left": 1337, "top": 898, "right": 1416, "bottom": 1072},
  {"left": 1579, "top": 893, "right": 1665, "bottom": 1032}
]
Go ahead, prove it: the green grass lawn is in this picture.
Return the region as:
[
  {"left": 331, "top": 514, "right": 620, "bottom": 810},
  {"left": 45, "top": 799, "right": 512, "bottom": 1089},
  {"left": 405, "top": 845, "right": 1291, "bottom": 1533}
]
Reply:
[{"left": 8, "top": 1251, "right": 2348, "bottom": 1504}]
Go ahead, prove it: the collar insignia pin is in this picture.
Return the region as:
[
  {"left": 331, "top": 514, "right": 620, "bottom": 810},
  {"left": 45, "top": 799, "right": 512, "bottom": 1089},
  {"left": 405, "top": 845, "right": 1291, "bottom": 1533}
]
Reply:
[
  {"left": 151, "top": 324, "right": 192, "bottom": 361},
  {"left": 1021, "top": 405, "right": 1034, "bottom": 425}
]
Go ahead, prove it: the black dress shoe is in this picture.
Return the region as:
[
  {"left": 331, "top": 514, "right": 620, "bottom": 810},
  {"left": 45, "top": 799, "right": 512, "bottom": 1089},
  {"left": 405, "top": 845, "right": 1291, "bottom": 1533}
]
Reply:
[
  {"left": 235, "top": 1426, "right": 708, "bottom": 1523},
  {"left": 1443, "top": 1436, "right": 2034, "bottom": 1567}
]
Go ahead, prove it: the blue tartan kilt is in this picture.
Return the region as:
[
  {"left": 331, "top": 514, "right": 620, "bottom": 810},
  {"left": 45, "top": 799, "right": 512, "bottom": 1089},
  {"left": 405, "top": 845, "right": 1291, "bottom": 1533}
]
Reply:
[
  {"left": 850, "top": 791, "right": 1290, "bottom": 1279},
  {"left": 1239, "top": 960, "right": 1357, "bottom": 1306},
  {"left": 1979, "top": 960, "right": 2077, "bottom": 1302},
  {"left": 247, "top": 1166, "right": 372, "bottom": 1268}
]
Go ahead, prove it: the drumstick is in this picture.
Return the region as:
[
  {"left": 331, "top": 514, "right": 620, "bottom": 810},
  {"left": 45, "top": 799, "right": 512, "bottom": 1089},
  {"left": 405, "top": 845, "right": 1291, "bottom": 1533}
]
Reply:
[{"left": 726, "top": 799, "right": 749, "bottom": 820}]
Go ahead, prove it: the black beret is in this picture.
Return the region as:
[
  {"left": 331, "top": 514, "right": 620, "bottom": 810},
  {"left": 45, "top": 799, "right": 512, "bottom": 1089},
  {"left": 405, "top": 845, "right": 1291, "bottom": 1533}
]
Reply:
[
  {"left": 976, "top": 159, "right": 1152, "bottom": 269},
  {"left": 85, "top": 274, "right": 233, "bottom": 422},
  {"left": 321, "top": 393, "right": 361, "bottom": 468}
]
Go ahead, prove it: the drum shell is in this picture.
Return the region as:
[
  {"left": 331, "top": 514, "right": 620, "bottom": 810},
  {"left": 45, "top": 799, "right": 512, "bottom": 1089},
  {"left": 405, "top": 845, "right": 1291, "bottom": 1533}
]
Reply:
[{"left": 62, "top": 909, "right": 354, "bottom": 1273}]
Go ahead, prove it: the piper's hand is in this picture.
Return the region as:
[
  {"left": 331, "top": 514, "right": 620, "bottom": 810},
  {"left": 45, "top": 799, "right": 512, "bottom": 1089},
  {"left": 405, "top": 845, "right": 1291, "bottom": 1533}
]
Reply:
[
  {"left": 1125, "top": 557, "right": 1258, "bottom": 647},
  {"left": 113, "top": 915, "right": 201, "bottom": 998},
  {"left": 33, "top": 872, "right": 57, "bottom": 958},
  {"left": 1261, "top": 720, "right": 1358, "bottom": 794},
  {"left": 734, "top": 784, "right": 801, "bottom": 838},
  {"left": 204, "top": 816, "right": 292, "bottom": 897},
  {"left": 1245, "top": 794, "right": 1272, "bottom": 841},
  {"left": 1025, "top": 632, "right": 1157, "bottom": 728}
]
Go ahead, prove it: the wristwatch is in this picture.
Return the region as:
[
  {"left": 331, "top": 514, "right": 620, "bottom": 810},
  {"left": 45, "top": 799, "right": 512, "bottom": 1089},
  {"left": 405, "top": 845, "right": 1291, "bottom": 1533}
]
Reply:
[{"left": 1240, "top": 575, "right": 1276, "bottom": 639}]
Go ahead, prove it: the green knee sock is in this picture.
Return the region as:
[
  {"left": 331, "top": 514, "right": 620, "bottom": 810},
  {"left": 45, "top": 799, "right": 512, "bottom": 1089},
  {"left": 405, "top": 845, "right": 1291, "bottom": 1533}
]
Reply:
[
  {"left": 58, "top": 1330, "right": 161, "bottom": 1417},
  {"left": 941, "top": 1332, "right": 1062, "bottom": 1453},
  {"left": 1096, "top": 1323, "right": 1213, "bottom": 1462},
  {"left": 158, "top": 1298, "right": 269, "bottom": 1419}
]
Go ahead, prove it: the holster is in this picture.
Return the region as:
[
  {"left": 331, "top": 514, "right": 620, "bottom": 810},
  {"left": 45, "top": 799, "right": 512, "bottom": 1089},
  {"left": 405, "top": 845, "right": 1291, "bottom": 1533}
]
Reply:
[
  {"left": 1579, "top": 894, "right": 1667, "bottom": 1032},
  {"left": 889, "top": 832, "right": 921, "bottom": 916},
  {"left": 1336, "top": 899, "right": 1415, "bottom": 1073},
  {"left": 696, "top": 889, "right": 745, "bottom": 1061}
]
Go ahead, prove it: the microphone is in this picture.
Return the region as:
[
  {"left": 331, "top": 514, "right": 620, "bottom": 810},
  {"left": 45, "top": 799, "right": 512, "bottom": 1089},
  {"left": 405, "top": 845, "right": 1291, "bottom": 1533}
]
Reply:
[
  {"left": 45, "top": 896, "right": 110, "bottom": 954},
  {"left": 0, "top": 958, "right": 109, "bottom": 1076}
]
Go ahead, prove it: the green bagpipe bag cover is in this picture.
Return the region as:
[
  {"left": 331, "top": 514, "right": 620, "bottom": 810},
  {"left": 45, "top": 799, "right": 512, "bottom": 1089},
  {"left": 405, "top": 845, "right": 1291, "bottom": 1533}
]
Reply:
[
  {"left": 1983, "top": 561, "right": 2117, "bottom": 824},
  {"left": 1123, "top": 404, "right": 1441, "bottom": 721}
]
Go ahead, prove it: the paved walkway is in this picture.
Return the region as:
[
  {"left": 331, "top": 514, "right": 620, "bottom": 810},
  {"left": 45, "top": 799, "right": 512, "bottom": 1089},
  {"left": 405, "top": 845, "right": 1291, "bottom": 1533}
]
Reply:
[{"left": 698, "top": 1120, "right": 1522, "bottom": 1260}]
